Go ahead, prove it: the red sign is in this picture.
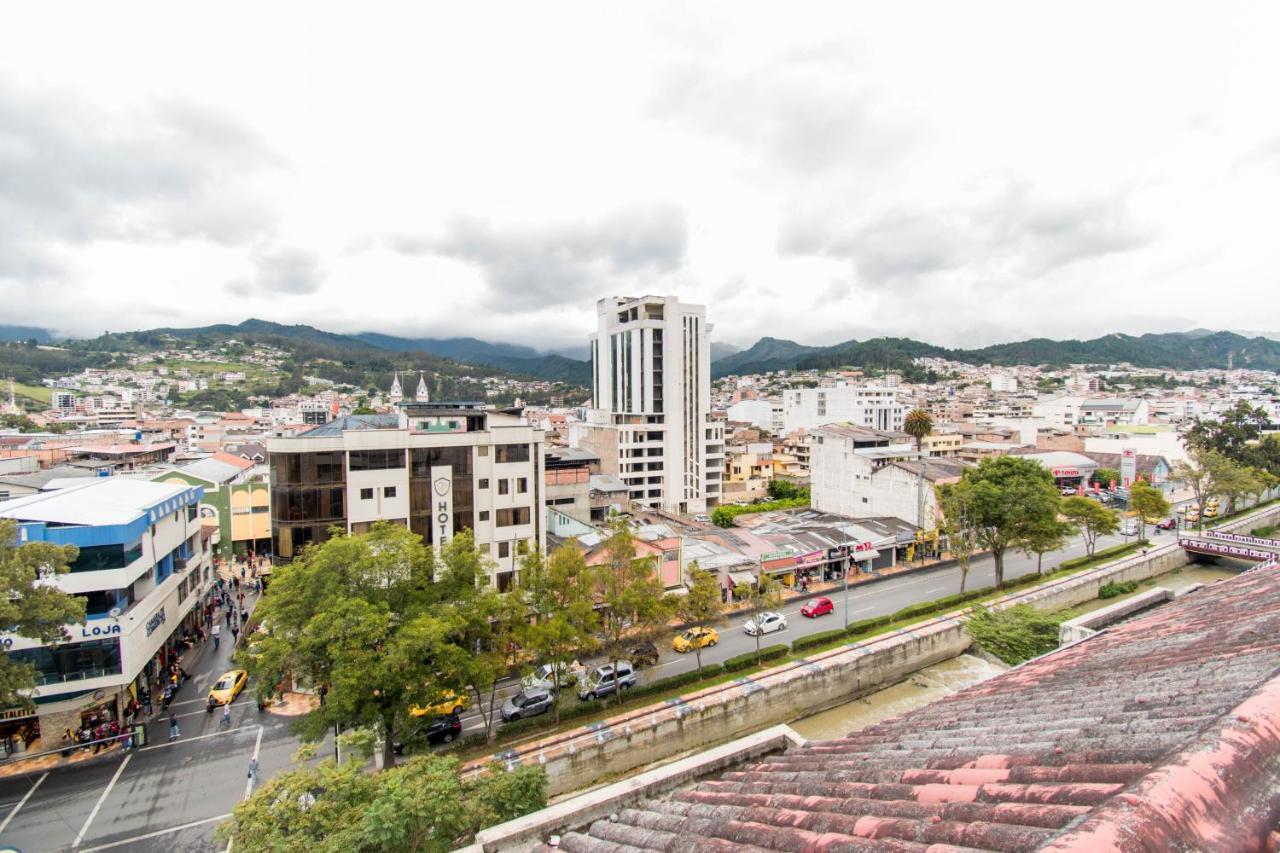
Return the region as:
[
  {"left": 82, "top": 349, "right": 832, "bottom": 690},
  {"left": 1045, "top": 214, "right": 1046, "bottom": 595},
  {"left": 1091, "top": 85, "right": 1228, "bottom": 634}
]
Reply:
[
  {"left": 1077, "top": 484, "right": 1084, "bottom": 496},
  {"left": 853, "top": 541, "right": 876, "bottom": 553},
  {"left": 795, "top": 551, "right": 824, "bottom": 566},
  {"left": 1109, "top": 479, "right": 1116, "bottom": 490},
  {"left": 1051, "top": 467, "right": 1080, "bottom": 478},
  {"left": 1093, "top": 482, "right": 1100, "bottom": 494}
]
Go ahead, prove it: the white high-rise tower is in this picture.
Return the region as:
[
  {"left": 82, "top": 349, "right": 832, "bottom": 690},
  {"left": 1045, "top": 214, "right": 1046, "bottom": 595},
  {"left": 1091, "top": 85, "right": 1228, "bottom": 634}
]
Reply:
[{"left": 583, "top": 295, "right": 722, "bottom": 514}]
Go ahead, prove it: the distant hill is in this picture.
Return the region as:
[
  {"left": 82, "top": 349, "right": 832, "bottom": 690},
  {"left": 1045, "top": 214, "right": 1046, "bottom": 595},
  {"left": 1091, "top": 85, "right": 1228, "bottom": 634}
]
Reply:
[
  {"left": 0, "top": 325, "right": 56, "bottom": 343},
  {"left": 354, "top": 332, "right": 591, "bottom": 384},
  {"left": 712, "top": 330, "right": 1280, "bottom": 377}
]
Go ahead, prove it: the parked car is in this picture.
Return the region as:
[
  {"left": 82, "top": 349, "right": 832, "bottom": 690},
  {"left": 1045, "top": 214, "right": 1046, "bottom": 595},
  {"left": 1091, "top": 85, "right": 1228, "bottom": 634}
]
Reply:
[
  {"left": 744, "top": 611, "right": 787, "bottom": 636},
  {"left": 411, "top": 689, "right": 468, "bottom": 718},
  {"left": 626, "top": 641, "right": 660, "bottom": 668},
  {"left": 500, "top": 688, "right": 554, "bottom": 722},
  {"left": 1203, "top": 505, "right": 1219, "bottom": 518},
  {"left": 693, "top": 514, "right": 711, "bottom": 524},
  {"left": 800, "top": 597, "right": 834, "bottom": 618},
  {"left": 1061, "top": 487, "right": 1077, "bottom": 496},
  {"left": 673, "top": 626, "right": 718, "bottom": 653},
  {"left": 577, "top": 661, "right": 637, "bottom": 701},
  {"left": 522, "top": 661, "right": 584, "bottom": 692},
  {"left": 1155, "top": 518, "right": 1177, "bottom": 530},
  {"left": 392, "top": 713, "right": 463, "bottom": 754},
  {"left": 1120, "top": 518, "right": 1140, "bottom": 536}
]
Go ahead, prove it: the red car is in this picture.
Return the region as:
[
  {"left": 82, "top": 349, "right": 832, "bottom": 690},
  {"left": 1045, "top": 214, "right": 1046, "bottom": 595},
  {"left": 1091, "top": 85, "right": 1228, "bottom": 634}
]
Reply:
[
  {"left": 801, "top": 597, "right": 834, "bottom": 618},
  {"left": 1155, "top": 518, "right": 1177, "bottom": 530}
]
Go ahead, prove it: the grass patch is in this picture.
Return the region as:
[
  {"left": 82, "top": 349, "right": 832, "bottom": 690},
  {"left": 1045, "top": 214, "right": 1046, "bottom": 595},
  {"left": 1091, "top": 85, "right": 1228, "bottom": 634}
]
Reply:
[
  {"left": 1098, "top": 580, "right": 1139, "bottom": 599},
  {"left": 964, "top": 604, "right": 1064, "bottom": 665},
  {"left": 12, "top": 381, "right": 51, "bottom": 405}
]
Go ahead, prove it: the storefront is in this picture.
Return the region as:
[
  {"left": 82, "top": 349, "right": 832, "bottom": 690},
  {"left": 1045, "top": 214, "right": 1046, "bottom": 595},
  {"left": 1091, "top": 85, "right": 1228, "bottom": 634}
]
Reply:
[{"left": 0, "top": 707, "right": 40, "bottom": 757}]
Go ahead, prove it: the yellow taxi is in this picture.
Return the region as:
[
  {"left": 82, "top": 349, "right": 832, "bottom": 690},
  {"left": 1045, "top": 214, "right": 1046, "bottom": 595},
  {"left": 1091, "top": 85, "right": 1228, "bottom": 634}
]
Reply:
[
  {"left": 673, "top": 626, "right": 719, "bottom": 653},
  {"left": 208, "top": 669, "right": 248, "bottom": 706},
  {"left": 410, "top": 689, "right": 468, "bottom": 718},
  {"left": 1182, "top": 506, "right": 1201, "bottom": 524},
  {"left": 1203, "top": 504, "right": 1219, "bottom": 518}
]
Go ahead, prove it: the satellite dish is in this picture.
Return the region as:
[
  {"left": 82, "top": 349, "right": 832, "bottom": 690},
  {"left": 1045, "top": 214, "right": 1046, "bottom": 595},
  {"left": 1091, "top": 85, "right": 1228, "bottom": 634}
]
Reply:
[{"left": 109, "top": 607, "right": 122, "bottom": 618}]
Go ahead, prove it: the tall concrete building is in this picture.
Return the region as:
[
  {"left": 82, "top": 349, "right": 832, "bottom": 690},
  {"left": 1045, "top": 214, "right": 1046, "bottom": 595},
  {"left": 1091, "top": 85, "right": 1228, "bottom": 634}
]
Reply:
[
  {"left": 782, "top": 382, "right": 904, "bottom": 434},
  {"left": 583, "top": 295, "right": 722, "bottom": 514}
]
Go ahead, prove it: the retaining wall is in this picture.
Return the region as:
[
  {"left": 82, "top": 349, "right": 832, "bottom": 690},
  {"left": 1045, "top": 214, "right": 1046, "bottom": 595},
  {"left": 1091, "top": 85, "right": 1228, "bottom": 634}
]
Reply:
[{"left": 474, "top": 541, "right": 1194, "bottom": 796}]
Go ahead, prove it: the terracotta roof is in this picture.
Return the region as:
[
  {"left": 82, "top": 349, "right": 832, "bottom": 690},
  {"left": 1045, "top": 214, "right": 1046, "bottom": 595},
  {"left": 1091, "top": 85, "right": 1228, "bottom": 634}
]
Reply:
[
  {"left": 552, "top": 565, "right": 1280, "bottom": 851},
  {"left": 210, "top": 451, "right": 255, "bottom": 470}
]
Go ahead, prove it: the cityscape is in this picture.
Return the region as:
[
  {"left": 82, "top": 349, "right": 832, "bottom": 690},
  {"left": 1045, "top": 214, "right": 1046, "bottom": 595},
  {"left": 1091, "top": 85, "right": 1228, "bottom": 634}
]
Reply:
[{"left": 3, "top": 5, "right": 1280, "bottom": 853}]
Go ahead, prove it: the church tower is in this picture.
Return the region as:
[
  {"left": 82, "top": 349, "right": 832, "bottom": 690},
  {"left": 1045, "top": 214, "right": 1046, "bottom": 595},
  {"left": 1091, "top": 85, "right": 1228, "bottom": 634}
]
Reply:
[
  {"left": 415, "top": 372, "right": 430, "bottom": 403},
  {"left": 389, "top": 372, "right": 404, "bottom": 404}
]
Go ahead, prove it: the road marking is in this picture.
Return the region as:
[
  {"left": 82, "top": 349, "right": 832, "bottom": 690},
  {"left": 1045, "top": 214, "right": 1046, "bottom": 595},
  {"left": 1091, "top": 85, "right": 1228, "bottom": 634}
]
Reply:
[
  {"left": 0, "top": 770, "right": 47, "bottom": 835},
  {"left": 243, "top": 725, "right": 264, "bottom": 799},
  {"left": 140, "top": 724, "right": 262, "bottom": 751},
  {"left": 170, "top": 699, "right": 254, "bottom": 720},
  {"left": 72, "top": 752, "right": 132, "bottom": 849},
  {"left": 78, "top": 813, "right": 233, "bottom": 852}
]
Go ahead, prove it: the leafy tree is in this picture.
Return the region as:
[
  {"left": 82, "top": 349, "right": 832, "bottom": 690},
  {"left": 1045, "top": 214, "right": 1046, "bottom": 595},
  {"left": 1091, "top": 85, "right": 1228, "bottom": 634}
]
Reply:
[
  {"left": 964, "top": 604, "right": 1063, "bottom": 666},
  {"left": 937, "top": 481, "right": 980, "bottom": 593},
  {"left": 1019, "top": 513, "right": 1073, "bottom": 576},
  {"left": 903, "top": 408, "right": 933, "bottom": 451},
  {"left": 0, "top": 520, "right": 86, "bottom": 709},
  {"left": 1091, "top": 467, "right": 1121, "bottom": 488},
  {"left": 1182, "top": 401, "right": 1272, "bottom": 466},
  {"left": 217, "top": 754, "right": 546, "bottom": 852},
  {"left": 956, "top": 456, "right": 1061, "bottom": 588},
  {"left": 1204, "top": 451, "right": 1260, "bottom": 516},
  {"left": 1061, "top": 496, "right": 1119, "bottom": 556},
  {"left": 520, "top": 544, "right": 598, "bottom": 722},
  {"left": 449, "top": 573, "right": 526, "bottom": 742},
  {"left": 590, "top": 520, "right": 671, "bottom": 705},
  {"left": 1127, "top": 480, "right": 1172, "bottom": 540},
  {"left": 243, "top": 522, "right": 464, "bottom": 769},
  {"left": 743, "top": 572, "right": 785, "bottom": 664},
  {"left": 767, "top": 479, "right": 803, "bottom": 501},
  {"left": 675, "top": 562, "right": 726, "bottom": 673},
  {"left": 1169, "top": 451, "right": 1214, "bottom": 533}
]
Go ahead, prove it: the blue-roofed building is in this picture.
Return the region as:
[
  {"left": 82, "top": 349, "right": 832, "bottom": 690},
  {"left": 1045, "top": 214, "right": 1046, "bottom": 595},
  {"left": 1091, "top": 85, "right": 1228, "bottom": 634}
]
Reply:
[{"left": 0, "top": 478, "right": 213, "bottom": 743}]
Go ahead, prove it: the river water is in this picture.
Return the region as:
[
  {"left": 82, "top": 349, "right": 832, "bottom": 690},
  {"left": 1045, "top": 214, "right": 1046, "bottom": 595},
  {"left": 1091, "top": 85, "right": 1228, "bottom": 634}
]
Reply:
[{"left": 790, "top": 562, "right": 1244, "bottom": 741}]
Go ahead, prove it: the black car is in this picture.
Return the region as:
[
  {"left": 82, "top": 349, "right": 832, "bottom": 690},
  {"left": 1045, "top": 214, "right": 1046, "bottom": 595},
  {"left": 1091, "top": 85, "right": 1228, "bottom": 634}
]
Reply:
[
  {"left": 627, "top": 641, "right": 660, "bottom": 668},
  {"left": 500, "top": 688, "right": 554, "bottom": 722},
  {"left": 392, "top": 713, "right": 462, "bottom": 755}
]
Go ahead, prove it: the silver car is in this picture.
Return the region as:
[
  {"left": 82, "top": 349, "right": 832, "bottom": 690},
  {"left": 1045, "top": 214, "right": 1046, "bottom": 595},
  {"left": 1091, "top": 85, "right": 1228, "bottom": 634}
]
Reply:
[{"left": 744, "top": 611, "right": 787, "bottom": 636}]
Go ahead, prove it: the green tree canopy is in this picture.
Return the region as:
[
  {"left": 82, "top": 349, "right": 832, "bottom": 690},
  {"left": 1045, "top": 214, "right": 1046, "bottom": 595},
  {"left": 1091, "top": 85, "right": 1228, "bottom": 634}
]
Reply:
[
  {"left": 1128, "top": 480, "right": 1172, "bottom": 540},
  {"left": 675, "top": 562, "right": 726, "bottom": 672},
  {"left": 519, "top": 544, "right": 599, "bottom": 722},
  {"left": 937, "top": 481, "right": 980, "bottom": 593},
  {"left": 955, "top": 456, "right": 1061, "bottom": 587},
  {"left": 1060, "top": 495, "right": 1119, "bottom": 556},
  {"left": 590, "top": 520, "right": 671, "bottom": 703}
]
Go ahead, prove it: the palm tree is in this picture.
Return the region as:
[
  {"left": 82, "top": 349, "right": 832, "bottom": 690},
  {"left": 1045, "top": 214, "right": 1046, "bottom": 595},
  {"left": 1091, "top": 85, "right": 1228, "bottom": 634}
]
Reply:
[{"left": 903, "top": 409, "right": 934, "bottom": 556}]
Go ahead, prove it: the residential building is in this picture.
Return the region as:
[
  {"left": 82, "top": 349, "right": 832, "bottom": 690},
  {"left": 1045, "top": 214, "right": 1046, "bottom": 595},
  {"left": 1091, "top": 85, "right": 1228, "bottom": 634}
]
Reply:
[
  {"left": 586, "top": 295, "right": 720, "bottom": 514},
  {"left": 722, "top": 442, "right": 774, "bottom": 502},
  {"left": 989, "top": 372, "right": 1018, "bottom": 392},
  {"left": 809, "top": 424, "right": 927, "bottom": 521},
  {"left": 152, "top": 453, "right": 270, "bottom": 559},
  {"left": 782, "top": 383, "right": 903, "bottom": 434},
  {"left": 544, "top": 447, "right": 595, "bottom": 527},
  {"left": 725, "top": 398, "right": 784, "bottom": 434},
  {"left": 267, "top": 401, "right": 545, "bottom": 589},
  {"left": 1079, "top": 397, "right": 1150, "bottom": 426},
  {"left": 0, "top": 480, "right": 213, "bottom": 748}
]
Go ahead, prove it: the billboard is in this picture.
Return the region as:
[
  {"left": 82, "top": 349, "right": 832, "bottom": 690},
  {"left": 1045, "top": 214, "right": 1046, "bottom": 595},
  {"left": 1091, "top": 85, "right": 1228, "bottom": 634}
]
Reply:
[{"left": 1121, "top": 448, "right": 1137, "bottom": 488}]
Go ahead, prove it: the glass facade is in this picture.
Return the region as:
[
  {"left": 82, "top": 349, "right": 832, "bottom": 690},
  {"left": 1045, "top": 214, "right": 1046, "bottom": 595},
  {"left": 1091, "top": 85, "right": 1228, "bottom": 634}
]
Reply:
[
  {"left": 69, "top": 540, "right": 143, "bottom": 573},
  {"left": 10, "top": 638, "right": 123, "bottom": 685},
  {"left": 409, "top": 446, "right": 474, "bottom": 544},
  {"left": 271, "top": 451, "right": 347, "bottom": 560}
]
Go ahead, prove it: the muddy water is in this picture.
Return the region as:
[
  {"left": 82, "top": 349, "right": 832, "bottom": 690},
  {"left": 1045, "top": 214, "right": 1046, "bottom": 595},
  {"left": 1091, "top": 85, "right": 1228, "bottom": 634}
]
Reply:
[{"left": 790, "top": 654, "right": 1008, "bottom": 740}]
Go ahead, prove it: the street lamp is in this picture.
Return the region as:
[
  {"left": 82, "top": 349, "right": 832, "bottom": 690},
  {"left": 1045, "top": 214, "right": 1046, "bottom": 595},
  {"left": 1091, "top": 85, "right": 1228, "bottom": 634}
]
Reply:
[{"left": 843, "top": 558, "right": 850, "bottom": 630}]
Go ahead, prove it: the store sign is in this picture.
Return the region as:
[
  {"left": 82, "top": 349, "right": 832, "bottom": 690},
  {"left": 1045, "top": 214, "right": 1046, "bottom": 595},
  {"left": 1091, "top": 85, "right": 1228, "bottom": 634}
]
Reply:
[
  {"left": 145, "top": 608, "right": 166, "bottom": 637},
  {"left": 433, "top": 465, "right": 454, "bottom": 552},
  {"left": 761, "top": 556, "right": 795, "bottom": 572},
  {"left": 852, "top": 541, "right": 876, "bottom": 553},
  {"left": 80, "top": 623, "right": 121, "bottom": 639},
  {"left": 826, "top": 545, "right": 847, "bottom": 560},
  {"left": 795, "top": 551, "right": 824, "bottom": 566},
  {"left": 1051, "top": 467, "right": 1080, "bottom": 478},
  {"left": 760, "top": 550, "right": 793, "bottom": 562}
]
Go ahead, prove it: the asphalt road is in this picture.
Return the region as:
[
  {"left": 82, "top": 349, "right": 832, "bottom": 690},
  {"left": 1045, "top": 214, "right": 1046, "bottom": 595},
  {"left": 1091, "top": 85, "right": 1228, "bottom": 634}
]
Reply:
[{"left": 0, "top": 521, "right": 1169, "bottom": 850}]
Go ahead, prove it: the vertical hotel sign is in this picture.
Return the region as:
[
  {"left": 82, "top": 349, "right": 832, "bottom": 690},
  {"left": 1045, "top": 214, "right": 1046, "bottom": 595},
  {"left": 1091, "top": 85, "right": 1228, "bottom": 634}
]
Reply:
[
  {"left": 432, "top": 465, "right": 453, "bottom": 552},
  {"left": 1120, "top": 448, "right": 1137, "bottom": 488}
]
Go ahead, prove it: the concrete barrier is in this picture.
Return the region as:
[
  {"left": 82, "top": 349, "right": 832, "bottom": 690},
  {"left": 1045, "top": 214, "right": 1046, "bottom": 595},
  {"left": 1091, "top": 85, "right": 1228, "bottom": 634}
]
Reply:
[
  {"left": 469, "top": 542, "right": 1194, "bottom": 796},
  {"left": 1059, "top": 587, "right": 1173, "bottom": 645}
]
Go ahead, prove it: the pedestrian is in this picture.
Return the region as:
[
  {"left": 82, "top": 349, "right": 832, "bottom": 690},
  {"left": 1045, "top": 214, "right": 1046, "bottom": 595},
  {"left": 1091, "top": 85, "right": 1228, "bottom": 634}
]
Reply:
[
  {"left": 241, "top": 607, "right": 249, "bottom": 624},
  {"left": 222, "top": 702, "right": 232, "bottom": 726},
  {"left": 168, "top": 713, "right": 180, "bottom": 741},
  {"left": 248, "top": 755, "right": 258, "bottom": 783},
  {"left": 212, "top": 623, "right": 222, "bottom": 650},
  {"left": 225, "top": 608, "right": 232, "bottom": 626},
  {"left": 231, "top": 623, "right": 239, "bottom": 642},
  {"left": 240, "top": 566, "right": 246, "bottom": 580}
]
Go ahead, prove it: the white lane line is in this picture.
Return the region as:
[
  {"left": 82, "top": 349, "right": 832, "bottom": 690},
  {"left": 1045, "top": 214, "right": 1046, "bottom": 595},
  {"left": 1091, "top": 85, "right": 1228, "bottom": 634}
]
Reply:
[
  {"left": 243, "top": 725, "right": 264, "bottom": 799},
  {"left": 78, "top": 813, "right": 233, "bottom": 852},
  {"left": 72, "top": 752, "right": 132, "bottom": 849},
  {"left": 171, "top": 700, "right": 254, "bottom": 721},
  {"left": 0, "top": 770, "right": 47, "bottom": 835},
  {"left": 139, "top": 724, "right": 262, "bottom": 751}
]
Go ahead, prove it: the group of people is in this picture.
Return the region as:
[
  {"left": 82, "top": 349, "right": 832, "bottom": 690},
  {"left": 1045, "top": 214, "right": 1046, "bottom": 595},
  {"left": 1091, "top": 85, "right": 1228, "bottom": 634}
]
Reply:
[{"left": 60, "top": 716, "right": 127, "bottom": 756}]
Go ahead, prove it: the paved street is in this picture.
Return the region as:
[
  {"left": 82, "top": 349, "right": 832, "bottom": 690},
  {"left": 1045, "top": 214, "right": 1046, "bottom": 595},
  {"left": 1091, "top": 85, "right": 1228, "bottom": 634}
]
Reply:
[{"left": 0, "top": 526, "right": 1165, "bottom": 850}]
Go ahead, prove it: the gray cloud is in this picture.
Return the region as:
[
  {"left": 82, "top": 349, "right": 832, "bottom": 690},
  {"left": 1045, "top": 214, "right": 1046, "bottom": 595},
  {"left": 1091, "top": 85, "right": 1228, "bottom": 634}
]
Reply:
[
  {"left": 225, "top": 247, "right": 326, "bottom": 297},
  {"left": 0, "top": 82, "right": 282, "bottom": 282},
  {"left": 780, "top": 180, "right": 1150, "bottom": 287},
  {"left": 396, "top": 203, "right": 688, "bottom": 309}
]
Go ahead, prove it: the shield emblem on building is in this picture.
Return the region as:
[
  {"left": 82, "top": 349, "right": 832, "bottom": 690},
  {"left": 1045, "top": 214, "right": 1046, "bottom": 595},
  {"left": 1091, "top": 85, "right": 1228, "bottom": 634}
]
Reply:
[{"left": 434, "top": 477, "right": 450, "bottom": 496}]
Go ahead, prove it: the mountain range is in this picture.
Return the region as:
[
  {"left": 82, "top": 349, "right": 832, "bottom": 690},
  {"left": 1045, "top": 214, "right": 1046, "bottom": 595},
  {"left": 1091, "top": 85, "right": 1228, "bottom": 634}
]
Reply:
[{"left": 5, "top": 323, "right": 1280, "bottom": 387}]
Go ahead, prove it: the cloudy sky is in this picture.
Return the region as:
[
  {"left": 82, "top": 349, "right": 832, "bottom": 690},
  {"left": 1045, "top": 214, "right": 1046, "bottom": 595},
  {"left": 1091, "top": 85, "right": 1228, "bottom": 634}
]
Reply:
[{"left": 3, "top": 2, "right": 1279, "bottom": 352}]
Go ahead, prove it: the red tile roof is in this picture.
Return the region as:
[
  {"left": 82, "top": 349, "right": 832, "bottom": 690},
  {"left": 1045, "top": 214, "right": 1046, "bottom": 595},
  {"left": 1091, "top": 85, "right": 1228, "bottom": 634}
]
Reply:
[
  {"left": 210, "top": 451, "right": 255, "bottom": 470},
  {"left": 553, "top": 564, "right": 1280, "bottom": 851}
]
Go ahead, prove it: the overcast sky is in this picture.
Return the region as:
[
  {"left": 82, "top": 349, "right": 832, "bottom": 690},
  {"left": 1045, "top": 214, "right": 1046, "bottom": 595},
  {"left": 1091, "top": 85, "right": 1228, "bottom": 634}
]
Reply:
[{"left": 3, "top": 2, "right": 1279, "bottom": 352}]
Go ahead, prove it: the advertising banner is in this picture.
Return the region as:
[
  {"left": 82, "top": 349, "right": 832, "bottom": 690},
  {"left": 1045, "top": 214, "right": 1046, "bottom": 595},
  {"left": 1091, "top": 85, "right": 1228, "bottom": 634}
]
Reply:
[{"left": 1121, "top": 448, "right": 1137, "bottom": 488}]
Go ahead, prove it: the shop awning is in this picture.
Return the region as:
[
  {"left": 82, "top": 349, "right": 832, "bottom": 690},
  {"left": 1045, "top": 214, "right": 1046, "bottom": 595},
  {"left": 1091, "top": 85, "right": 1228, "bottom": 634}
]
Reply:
[
  {"left": 728, "top": 570, "right": 758, "bottom": 586},
  {"left": 851, "top": 549, "right": 881, "bottom": 561}
]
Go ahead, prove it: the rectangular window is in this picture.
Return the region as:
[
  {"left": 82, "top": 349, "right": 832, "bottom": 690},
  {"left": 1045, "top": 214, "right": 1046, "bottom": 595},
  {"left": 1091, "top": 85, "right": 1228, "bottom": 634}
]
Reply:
[
  {"left": 516, "top": 477, "right": 528, "bottom": 494},
  {"left": 498, "top": 541, "right": 510, "bottom": 559},
  {"left": 69, "top": 541, "right": 144, "bottom": 573},
  {"left": 348, "top": 449, "right": 406, "bottom": 471},
  {"left": 498, "top": 480, "right": 510, "bottom": 496},
  {"left": 479, "top": 510, "right": 490, "bottom": 521},
  {"left": 478, "top": 479, "right": 489, "bottom": 489},
  {"left": 478, "top": 445, "right": 489, "bottom": 457},
  {"left": 495, "top": 507, "right": 532, "bottom": 527},
  {"left": 383, "top": 486, "right": 397, "bottom": 498},
  {"left": 360, "top": 488, "right": 374, "bottom": 500},
  {"left": 495, "top": 444, "right": 530, "bottom": 464}
]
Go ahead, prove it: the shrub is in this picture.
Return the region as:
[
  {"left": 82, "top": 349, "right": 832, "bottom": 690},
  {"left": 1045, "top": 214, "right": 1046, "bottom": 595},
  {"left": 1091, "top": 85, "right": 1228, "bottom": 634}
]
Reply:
[
  {"left": 790, "top": 628, "right": 848, "bottom": 652},
  {"left": 723, "top": 644, "right": 789, "bottom": 672},
  {"left": 627, "top": 665, "right": 724, "bottom": 700},
  {"left": 1057, "top": 540, "right": 1148, "bottom": 572},
  {"left": 1098, "top": 580, "right": 1139, "bottom": 599},
  {"left": 845, "top": 615, "right": 892, "bottom": 637},
  {"left": 963, "top": 604, "right": 1064, "bottom": 666},
  {"left": 712, "top": 496, "right": 810, "bottom": 527}
]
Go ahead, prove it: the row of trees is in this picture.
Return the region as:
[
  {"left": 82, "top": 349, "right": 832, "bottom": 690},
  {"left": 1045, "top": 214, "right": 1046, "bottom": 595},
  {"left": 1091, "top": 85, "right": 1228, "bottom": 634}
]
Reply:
[{"left": 1170, "top": 402, "right": 1280, "bottom": 523}]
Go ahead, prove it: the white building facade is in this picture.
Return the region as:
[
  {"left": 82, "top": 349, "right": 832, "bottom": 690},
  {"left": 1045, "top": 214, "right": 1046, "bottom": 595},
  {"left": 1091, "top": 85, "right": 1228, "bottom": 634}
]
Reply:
[
  {"left": 0, "top": 480, "right": 214, "bottom": 743},
  {"left": 782, "top": 383, "right": 904, "bottom": 434},
  {"left": 588, "top": 296, "right": 721, "bottom": 514},
  {"left": 726, "top": 398, "right": 785, "bottom": 434}
]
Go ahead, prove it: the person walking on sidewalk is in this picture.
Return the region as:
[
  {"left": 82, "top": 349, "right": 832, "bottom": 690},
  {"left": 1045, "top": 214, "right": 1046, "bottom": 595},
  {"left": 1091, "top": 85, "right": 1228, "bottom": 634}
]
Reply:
[
  {"left": 212, "top": 622, "right": 222, "bottom": 650},
  {"left": 168, "top": 713, "right": 180, "bottom": 741}
]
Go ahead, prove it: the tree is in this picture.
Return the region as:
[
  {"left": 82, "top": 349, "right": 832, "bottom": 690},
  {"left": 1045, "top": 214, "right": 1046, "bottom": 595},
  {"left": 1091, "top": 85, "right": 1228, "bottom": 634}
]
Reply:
[
  {"left": 1127, "top": 480, "right": 1171, "bottom": 540},
  {"left": 447, "top": 575, "right": 524, "bottom": 742},
  {"left": 767, "top": 480, "right": 803, "bottom": 501},
  {"left": 1061, "top": 496, "right": 1119, "bottom": 556},
  {"left": 243, "top": 522, "right": 464, "bottom": 769},
  {"left": 0, "top": 520, "right": 87, "bottom": 710},
  {"left": 957, "top": 456, "right": 1061, "bottom": 588},
  {"left": 1169, "top": 451, "right": 1214, "bottom": 533},
  {"left": 1182, "top": 401, "right": 1272, "bottom": 465},
  {"left": 743, "top": 572, "right": 785, "bottom": 664},
  {"left": 1091, "top": 467, "right": 1121, "bottom": 488},
  {"left": 675, "top": 562, "right": 726, "bottom": 673},
  {"left": 937, "top": 481, "right": 980, "bottom": 593},
  {"left": 903, "top": 408, "right": 933, "bottom": 451},
  {"left": 520, "top": 544, "right": 599, "bottom": 722},
  {"left": 590, "top": 520, "right": 671, "bottom": 705},
  {"left": 217, "top": 754, "right": 546, "bottom": 852},
  {"left": 1204, "top": 451, "right": 1260, "bottom": 516},
  {"left": 1019, "top": 513, "right": 1073, "bottom": 576}
]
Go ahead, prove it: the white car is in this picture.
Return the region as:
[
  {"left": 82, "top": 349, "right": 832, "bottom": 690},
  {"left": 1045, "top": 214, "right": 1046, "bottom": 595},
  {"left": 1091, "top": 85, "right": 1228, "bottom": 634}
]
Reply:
[
  {"left": 521, "top": 661, "right": 584, "bottom": 692},
  {"left": 693, "top": 514, "right": 711, "bottom": 524},
  {"left": 744, "top": 611, "right": 787, "bottom": 636}
]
